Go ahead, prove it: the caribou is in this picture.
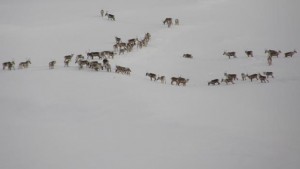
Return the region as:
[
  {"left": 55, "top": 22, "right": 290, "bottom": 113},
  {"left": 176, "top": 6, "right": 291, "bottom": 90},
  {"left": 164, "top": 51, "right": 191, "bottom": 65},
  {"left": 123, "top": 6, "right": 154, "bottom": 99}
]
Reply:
[
  {"left": 2, "top": 61, "right": 15, "bottom": 70},
  {"left": 126, "top": 43, "right": 134, "bottom": 52},
  {"left": 64, "top": 59, "right": 71, "bottom": 67},
  {"left": 64, "top": 54, "right": 74, "bottom": 61},
  {"left": 128, "top": 38, "right": 137, "bottom": 46},
  {"left": 88, "top": 61, "right": 100, "bottom": 68},
  {"left": 267, "top": 55, "right": 272, "bottom": 66},
  {"left": 171, "top": 77, "right": 189, "bottom": 86},
  {"left": 115, "top": 36, "right": 121, "bottom": 44},
  {"left": 265, "top": 49, "right": 281, "bottom": 58},
  {"left": 223, "top": 51, "right": 237, "bottom": 59},
  {"left": 245, "top": 50, "right": 253, "bottom": 57},
  {"left": 259, "top": 74, "right": 269, "bottom": 83},
  {"left": 104, "top": 63, "right": 111, "bottom": 72},
  {"left": 157, "top": 75, "right": 166, "bottom": 84},
  {"left": 224, "top": 73, "right": 238, "bottom": 80},
  {"left": 115, "top": 65, "right": 131, "bottom": 75},
  {"left": 183, "top": 54, "right": 193, "bottom": 59},
  {"left": 100, "top": 9, "right": 104, "bottom": 17},
  {"left": 18, "top": 59, "right": 31, "bottom": 69},
  {"left": 221, "top": 78, "right": 234, "bottom": 85},
  {"left": 119, "top": 48, "right": 126, "bottom": 55},
  {"left": 76, "top": 54, "right": 85, "bottom": 63},
  {"left": 49, "top": 61, "right": 56, "bottom": 69},
  {"left": 100, "top": 51, "right": 115, "bottom": 59},
  {"left": 105, "top": 13, "right": 115, "bottom": 21},
  {"left": 146, "top": 73, "right": 157, "bottom": 81},
  {"left": 246, "top": 74, "right": 258, "bottom": 82},
  {"left": 163, "top": 18, "right": 172, "bottom": 25},
  {"left": 137, "top": 40, "right": 143, "bottom": 49},
  {"left": 76, "top": 59, "right": 89, "bottom": 69},
  {"left": 177, "top": 77, "right": 189, "bottom": 86},
  {"left": 118, "top": 42, "right": 127, "bottom": 49},
  {"left": 163, "top": 18, "right": 173, "bottom": 28},
  {"left": 263, "top": 72, "right": 274, "bottom": 78},
  {"left": 241, "top": 73, "right": 247, "bottom": 81},
  {"left": 284, "top": 50, "right": 297, "bottom": 57},
  {"left": 113, "top": 43, "right": 119, "bottom": 52},
  {"left": 145, "top": 32, "right": 151, "bottom": 41},
  {"left": 208, "top": 79, "right": 220, "bottom": 86},
  {"left": 175, "top": 18, "right": 179, "bottom": 25},
  {"left": 171, "top": 77, "right": 179, "bottom": 85},
  {"left": 89, "top": 62, "right": 103, "bottom": 71},
  {"left": 87, "top": 52, "right": 102, "bottom": 60},
  {"left": 102, "top": 58, "right": 109, "bottom": 66}
]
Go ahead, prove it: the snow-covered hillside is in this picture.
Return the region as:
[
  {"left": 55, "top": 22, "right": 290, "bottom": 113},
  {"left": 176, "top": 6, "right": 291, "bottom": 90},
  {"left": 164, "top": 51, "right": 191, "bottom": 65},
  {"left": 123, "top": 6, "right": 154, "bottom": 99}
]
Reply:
[{"left": 1, "top": 0, "right": 300, "bottom": 169}]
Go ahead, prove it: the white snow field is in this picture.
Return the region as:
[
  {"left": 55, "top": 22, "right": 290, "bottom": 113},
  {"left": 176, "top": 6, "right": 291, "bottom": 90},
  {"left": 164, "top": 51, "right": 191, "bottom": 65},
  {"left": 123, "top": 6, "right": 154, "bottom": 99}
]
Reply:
[{"left": 1, "top": 0, "right": 300, "bottom": 169}]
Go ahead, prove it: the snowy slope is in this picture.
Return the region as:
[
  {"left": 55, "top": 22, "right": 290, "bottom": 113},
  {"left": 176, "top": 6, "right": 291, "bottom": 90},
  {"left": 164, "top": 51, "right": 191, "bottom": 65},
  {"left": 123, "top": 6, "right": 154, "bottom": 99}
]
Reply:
[{"left": 1, "top": 0, "right": 300, "bottom": 169}]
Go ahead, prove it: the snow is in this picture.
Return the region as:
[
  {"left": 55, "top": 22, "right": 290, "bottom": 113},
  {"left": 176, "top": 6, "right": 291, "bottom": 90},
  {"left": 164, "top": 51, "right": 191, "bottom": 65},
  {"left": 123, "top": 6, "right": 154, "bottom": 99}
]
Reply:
[{"left": 1, "top": 0, "right": 300, "bottom": 169}]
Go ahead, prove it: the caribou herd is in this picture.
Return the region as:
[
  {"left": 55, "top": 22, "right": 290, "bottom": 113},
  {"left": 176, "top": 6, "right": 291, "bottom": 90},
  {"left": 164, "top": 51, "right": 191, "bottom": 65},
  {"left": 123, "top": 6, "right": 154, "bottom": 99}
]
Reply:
[
  {"left": 1, "top": 11, "right": 298, "bottom": 88},
  {"left": 208, "top": 71, "right": 274, "bottom": 86},
  {"left": 207, "top": 49, "right": 297, "bottom": 86}
]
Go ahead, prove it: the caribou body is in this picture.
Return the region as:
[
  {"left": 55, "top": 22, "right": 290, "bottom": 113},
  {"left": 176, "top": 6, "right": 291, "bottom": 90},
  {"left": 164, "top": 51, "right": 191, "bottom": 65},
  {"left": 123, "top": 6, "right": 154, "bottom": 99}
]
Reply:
[
  {"left": 224, "top": 73, "right": 238, "bottom": 80},
  {"left": 221, "top": 78, "right": 234, "bottom": 85},
  {"left": 2, "top": 61, "right": 15, "bottom": 70},
  {"left": 87, "top": 52, "right": 102, "bottom": 60},
  {"left": 223, "top": 51, "right": 237, "bottom": 59},
  {"left": 18, "top": 60, "right": 31, "bottom": 69},
  {"left": 105, "top": 13, "right": 115, "bottom": 21},
  {"left": 146, "top": 73, "right": 157, "bottom": 81},
  {"left": 49, "top": 61, "right": 56, "bottom": 69},
  {"left": 259, "top": 74, "right": 269, "bottom": 83},
  {"left": 163, "top": 18, "right": 173, "bottom": 28},
  {"left": 157, "top": 75, "right": 166, "bottom": 84},
  {"left": 265, "top": 50, "right": 281, "bottom": 58},
  {"left": 284, "top": 50, "right": 297, "bottom": 57},
  {"left": 245, "top": 50, "right": 253, "bottom": 57},
  {"left": 263, "top": 72, "right": 274, "bottom": 78},
  {"left": 183, "top": 54, "right": 193, "bottom": 59},
  {"left": 171, "top": 77, "right": 189, "bottom": 86},
  {"left": 115, "top": 65, "right": 131, "bottom": 75},
  {"left": 208, "top": 79, "right": 220, "bottom": 86},
  {"left": 246, "top": 74, "right": 258, "bottom": 81}
]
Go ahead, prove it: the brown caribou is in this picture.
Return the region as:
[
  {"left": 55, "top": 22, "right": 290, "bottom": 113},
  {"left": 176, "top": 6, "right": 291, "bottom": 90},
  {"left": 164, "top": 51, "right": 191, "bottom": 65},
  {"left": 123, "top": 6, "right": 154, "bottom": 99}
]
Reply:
[
  {"left": 183, "top": 54, "right": 193, "bottom": 59},
  {"left": 208, "top": 79, "right": 220, "bottom": 86},
  {"left": 64, "top": 59, "right": 71, "bottom": 67},
  {"left": 146, "top": 73, "right": 157, "bottom": 81},
  {"left": 49, "top": 61, "right": 56, "bottom": 69},
  {"left": 115, "top": 65, "right": 131, "bottom": 75},
  {"left": 87, "top": 52, "right": 102, "bottom": 60},
  {"left": 223, "top": 51, "right": 237, "bottom": 59},
  {"left": 241, "top": 73, "right": 247, "bottom": 81},
  {"left": 2, "top": 61, "right": 15, "bottom": 70},
  {"left": 64, "top": 54, "right": 74, "bottom": 62},
  {"left": 171, "top": 77, "right": 189, "bottom": 86},
  {"left": 284, "top": 50, "right": 297, "bottom": 57},
  {"left": 246, "top": 74, "right": 258, "bottom": 82},
  {"left": 221, "top": 78, "right": 234, "bottom": 85},
  {"left": 105, "top": 13, "right": 115, "bottom": 21},
  {"left": 263, "top": 72, "right": 274, "bottom": 78},
  {"left": 259, "top": 74, "right": 269, "bottom": 83},
  {"left": 224, "top": 73, "right": 238, "bottom": 80},
  {"left": 265, "top": 49, "right": 281, "bottom": 58},
  {"left": 245, "top": 50, "right": 253, "bottom": 57},
  {"left": 18, "top": 59, "right": 31, "bottom": 69},
  {"left": 157, "top": 75, "right": 166, "bottom": 84}
]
